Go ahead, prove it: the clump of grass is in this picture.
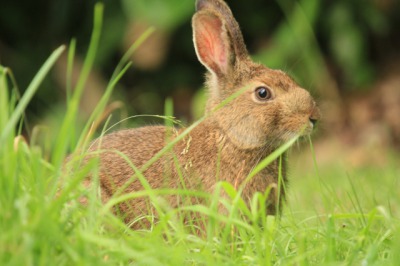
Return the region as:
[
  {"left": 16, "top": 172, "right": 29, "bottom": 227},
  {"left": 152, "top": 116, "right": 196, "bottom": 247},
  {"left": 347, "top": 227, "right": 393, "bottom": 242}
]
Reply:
[{"left": 1, "top": 3, "right": 400, "bottom": 265}]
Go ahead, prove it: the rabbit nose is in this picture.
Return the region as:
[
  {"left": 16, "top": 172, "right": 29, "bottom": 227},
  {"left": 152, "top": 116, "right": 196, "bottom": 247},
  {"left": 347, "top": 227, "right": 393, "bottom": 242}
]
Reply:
[{"left": 309, "top": 105, "right": 321, "bottom": 128}]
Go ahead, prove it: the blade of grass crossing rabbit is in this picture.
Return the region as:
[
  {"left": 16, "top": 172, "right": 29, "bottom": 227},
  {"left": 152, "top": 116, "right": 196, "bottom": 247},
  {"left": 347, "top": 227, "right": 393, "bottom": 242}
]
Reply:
[{"left": 245, "top": 135, "right": 299, "bottom": 184}]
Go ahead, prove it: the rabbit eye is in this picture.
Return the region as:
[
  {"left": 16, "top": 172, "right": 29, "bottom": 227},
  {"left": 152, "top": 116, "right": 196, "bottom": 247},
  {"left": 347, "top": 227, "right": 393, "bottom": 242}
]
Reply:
[{"left": 255, "top": 86, "right": 272, "bottom": 101}]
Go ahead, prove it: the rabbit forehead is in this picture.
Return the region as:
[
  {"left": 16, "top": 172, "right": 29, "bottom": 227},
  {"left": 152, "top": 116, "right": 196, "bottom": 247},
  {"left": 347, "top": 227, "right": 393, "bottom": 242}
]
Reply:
[
  {"left": 262, "top": 69, "right": 298, "bottom": 91},
  {"left": 230, "top": 63, "right": 299, "bottom": 92}
]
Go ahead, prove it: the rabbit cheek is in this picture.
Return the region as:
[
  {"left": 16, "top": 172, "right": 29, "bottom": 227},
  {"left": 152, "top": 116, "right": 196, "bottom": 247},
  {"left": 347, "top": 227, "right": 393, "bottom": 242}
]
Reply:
[
  {"left": 218, "top": 113, "right": 267, "bottom": 149},
  {"left": 226, "top": 125, "right": 264, "bottom": 149}
]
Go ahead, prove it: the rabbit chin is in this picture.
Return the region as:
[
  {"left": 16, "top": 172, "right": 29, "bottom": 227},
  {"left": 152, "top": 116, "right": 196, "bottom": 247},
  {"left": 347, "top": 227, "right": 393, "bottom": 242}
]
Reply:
[{"left": 279, "top": 123, "right": 314, "bottom": 142}]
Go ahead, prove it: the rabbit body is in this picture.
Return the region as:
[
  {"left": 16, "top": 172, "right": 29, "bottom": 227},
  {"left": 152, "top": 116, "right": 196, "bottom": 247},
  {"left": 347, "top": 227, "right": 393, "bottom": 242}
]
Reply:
[
  {"left": 93, "top": 119, "right": 283, "bottom": 220},
  {"left": 85, "top": 0, "right": 320, "bottom": 223}
]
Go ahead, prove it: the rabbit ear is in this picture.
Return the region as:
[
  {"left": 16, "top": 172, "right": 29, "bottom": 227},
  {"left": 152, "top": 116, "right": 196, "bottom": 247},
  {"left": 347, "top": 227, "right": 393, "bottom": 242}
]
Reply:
[
  {"left": 192, "top": 10, "right": 232, "bottom": 76},
  {"left": 193, "top": 0, "right": 249, "bottom": 77}
]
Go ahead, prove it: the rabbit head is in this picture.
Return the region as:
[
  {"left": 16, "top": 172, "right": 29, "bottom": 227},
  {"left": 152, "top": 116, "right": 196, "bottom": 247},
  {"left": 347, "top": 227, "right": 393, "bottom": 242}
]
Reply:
[{"left": 193, "top": 0, "right": 320, "bottom": 150}]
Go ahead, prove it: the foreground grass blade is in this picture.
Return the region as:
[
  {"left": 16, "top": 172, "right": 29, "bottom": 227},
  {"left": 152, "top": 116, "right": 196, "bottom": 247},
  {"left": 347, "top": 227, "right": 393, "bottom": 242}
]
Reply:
[
  {"left": 245, "top": 135, "right": 299, "bottom": 182},
  {"left": 75, "top": 27, "right": 154, "bottom": 149},
  {"left": 52, "top": 3, "right": 103, "bottom": 166},
  {"left": 0, "top": 66, "right": 10, "bottom": 131},
  {"left": 0, "top": 46, "right": 65, "bottom": 144}
]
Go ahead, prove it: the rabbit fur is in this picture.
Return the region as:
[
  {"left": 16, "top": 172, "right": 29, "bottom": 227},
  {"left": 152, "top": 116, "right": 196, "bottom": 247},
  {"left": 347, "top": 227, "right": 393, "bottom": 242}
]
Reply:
[{"left": 78, "top": 0, "right": 321, "bottom": 225}]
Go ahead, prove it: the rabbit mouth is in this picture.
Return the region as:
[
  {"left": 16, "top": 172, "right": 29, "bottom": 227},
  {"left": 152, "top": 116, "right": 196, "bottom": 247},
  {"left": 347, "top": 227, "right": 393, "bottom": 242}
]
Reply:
[
  {"left": 299, "top": 122, "right": 315, "bottom": 136},
  {"left": 302, "top": 122, "right": 315, "bottom": 136},
  {"left": 280, "top": 122, "right": 314, "bottom": 142}
]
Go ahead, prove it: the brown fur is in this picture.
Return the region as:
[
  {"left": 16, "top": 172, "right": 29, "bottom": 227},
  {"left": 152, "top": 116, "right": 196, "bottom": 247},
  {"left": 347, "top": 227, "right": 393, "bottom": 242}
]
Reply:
[{"left": 73, "top": 0, "right": 320, "bottom": 227}]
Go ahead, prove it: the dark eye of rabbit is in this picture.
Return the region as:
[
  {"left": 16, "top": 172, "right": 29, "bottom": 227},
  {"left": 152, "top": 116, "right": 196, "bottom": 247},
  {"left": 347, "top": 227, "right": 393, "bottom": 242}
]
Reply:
[{"left": 255, "top": 86, "right": 272, "bottom": 101}]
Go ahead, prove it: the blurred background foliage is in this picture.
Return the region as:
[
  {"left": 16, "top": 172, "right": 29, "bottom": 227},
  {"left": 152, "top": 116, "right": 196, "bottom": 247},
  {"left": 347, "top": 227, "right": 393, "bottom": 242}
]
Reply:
[{"left": 1, "top": 0, "right": 400, "bottom": 154}]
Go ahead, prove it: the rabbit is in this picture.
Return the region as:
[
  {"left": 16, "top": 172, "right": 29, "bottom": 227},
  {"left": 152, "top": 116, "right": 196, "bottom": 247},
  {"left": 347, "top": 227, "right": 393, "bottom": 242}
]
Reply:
[{"left": 77, "top": 0, "right": 321, "bottom": 226}]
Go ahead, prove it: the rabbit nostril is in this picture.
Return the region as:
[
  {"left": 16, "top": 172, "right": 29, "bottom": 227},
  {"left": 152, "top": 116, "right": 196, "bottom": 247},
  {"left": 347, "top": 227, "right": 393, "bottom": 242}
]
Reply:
[
  {"left": 309, "top": 117, "right": 318, "bottom": 127},
  {"left": 309, "top": 104, "right": 320, "bottom": 128}
]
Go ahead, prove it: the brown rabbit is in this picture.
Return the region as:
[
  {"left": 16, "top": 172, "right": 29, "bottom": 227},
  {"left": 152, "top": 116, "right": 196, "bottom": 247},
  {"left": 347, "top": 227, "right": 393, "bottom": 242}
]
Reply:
[{"left": 79, "top": 0, "right": 320, "bottom": 226}]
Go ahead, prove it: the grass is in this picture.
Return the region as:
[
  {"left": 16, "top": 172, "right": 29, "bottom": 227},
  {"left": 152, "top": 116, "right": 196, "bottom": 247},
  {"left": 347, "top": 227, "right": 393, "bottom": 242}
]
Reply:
[
  {"left": 286, "top": 154, "right": 399, "bottom": 265},
  {"left": 1, "top": 3, "right": 400, "bottom": 265}
]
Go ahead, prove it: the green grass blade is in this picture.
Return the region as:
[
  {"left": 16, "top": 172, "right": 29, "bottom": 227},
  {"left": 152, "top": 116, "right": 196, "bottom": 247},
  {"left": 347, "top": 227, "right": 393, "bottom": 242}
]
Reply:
[
  {"left": 66, "top": 38, "right": 76, "bottom": 101},
  {"left": 0, "top": 66, "right": 10, "bottom": 131},
  {"left": 111, "top": 27, "right": 155, "bottom": 81},
  {"left": 52, "top": 3, "right": 103, "bottom": 166},
  {"left": 245, "top": 135, "right": 299, "bottom": 183},
  {"left": 75, "top": 28, "right": 154, "bottom": 149},
  {"left": 0, "top": 45, "right": 65, "bottom": 144}
]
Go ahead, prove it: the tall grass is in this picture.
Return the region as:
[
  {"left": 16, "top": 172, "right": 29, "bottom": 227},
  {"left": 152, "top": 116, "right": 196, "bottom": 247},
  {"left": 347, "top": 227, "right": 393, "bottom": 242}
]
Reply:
[{"left": 1, "top": 3, "right": 399, "bottom": 265}]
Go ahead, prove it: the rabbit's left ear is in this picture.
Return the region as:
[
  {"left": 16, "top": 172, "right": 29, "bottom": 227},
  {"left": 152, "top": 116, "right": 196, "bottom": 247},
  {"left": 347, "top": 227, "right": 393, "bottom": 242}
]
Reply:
[{"left": 192, "top": 10, "right": 233, "bottom": 77}]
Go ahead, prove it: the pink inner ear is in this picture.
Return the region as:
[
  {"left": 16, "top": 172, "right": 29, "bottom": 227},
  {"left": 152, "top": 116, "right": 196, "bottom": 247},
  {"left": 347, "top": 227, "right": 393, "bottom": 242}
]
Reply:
[{"left": 194, "top": 13, "right": 228, "bottom": 75}]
